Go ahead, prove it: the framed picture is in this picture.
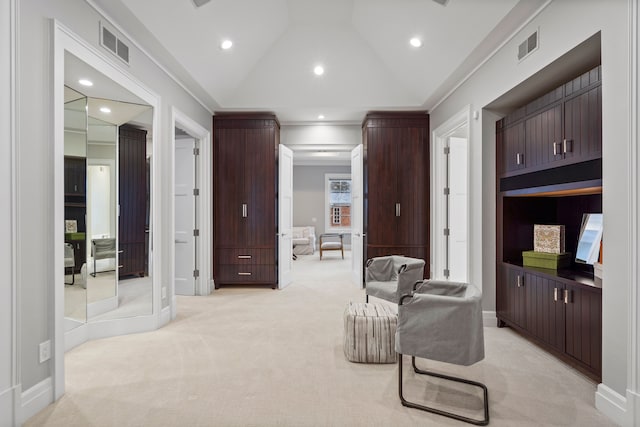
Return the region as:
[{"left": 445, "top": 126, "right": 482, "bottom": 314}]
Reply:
[{"left": 65, "top": 220, "right": 78, "bottom": 233}]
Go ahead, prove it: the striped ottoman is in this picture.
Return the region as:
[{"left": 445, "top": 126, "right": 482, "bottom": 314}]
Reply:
[{"left": 343, "top": 302, "right": 398, "bottom": 363}]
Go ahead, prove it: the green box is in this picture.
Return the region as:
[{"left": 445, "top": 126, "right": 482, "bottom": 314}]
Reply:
[
  {"left": 522, "top": 250, "right": 571, "bottom": 270},
  {"left": 65, "top": 232, "right": 85, "bottom": 241}
]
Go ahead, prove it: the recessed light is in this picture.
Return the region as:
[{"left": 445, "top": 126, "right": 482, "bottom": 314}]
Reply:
[
  {"left": 318, "top": 115, "right": 325, "bottom": 120},
  {"left": 221, "top": 39, "right": 233, "bottom": 50},
  {"left": 78, "top": 79, "right": 93, "bottom": 87},
  {"left": 99, "top": 107, "right": 111, "bottom": 113},
  {"left": 409, "top": 37, "right": 423, "bottom": 48},
  {"left": 313, "top": 65, "right": 324, "bottom": 76}
]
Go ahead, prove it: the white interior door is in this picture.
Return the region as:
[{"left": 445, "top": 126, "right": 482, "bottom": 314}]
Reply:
[
  {"left": 278, "top": 145, "right": 293, "bottom": 288},
  {"left": 448, "top": 137, "right": 468, "bottom": 282},
  {"left": 175, "top": 137, "right": 196, "bottom": 295},
  {"left": 351, "top": 145, "right": 364, "bottom": 287}
]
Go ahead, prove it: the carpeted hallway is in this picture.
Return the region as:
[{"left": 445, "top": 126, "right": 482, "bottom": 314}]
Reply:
[{"left": 26, "top": 252, "right": 615, "bottom": 426}]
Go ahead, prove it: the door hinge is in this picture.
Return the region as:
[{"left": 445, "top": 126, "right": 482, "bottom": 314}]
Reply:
[
  {"left": 443, "top": 269, "right": 450, "bottom": 278},
  {"left": 193, "top": 188, "right": 200, "bottom": 196},
  {"left": 444, "top": 228, "right": 450, "bottom": 236},
  {"left": 443, "top": 187, "right": 450, "bottom": 195},
  {"left": 193, "top": 147, "right": 200, "bottom": 156},
  {"left": 193, "top": 269, "right": 200, "bottom": 278},
  {"left": 193, "top": 229, "right": 200, "bottom": 237},
  {"left": 444, "top": 146, "right": 450, "bottom": 155}
]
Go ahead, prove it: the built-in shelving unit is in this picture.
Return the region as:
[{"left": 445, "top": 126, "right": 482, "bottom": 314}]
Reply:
[{"left": 496, "top": 65, "right": 603, "bottom": 381}]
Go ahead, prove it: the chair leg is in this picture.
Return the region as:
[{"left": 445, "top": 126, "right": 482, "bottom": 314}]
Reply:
[
  {"left": 366, "top": 294, "right": 369, "bottom": 303},
  {"left": 398, "top": 354, "right": 489, "bottom": 426}
]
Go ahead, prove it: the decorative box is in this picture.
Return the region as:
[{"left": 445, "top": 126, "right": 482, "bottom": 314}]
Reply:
[
  {"left": 523, "top": 250, "right": 571, "bottom": 270},
  {"left": 534, "top": 224, "right": 565, "bottom": 254}
]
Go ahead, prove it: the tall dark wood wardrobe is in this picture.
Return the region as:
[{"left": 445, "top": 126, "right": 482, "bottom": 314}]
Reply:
[
  {"left": 362, "top": 112, "right": 430, "bottom": 278},
  {"left": 118, "top": 125, "right": 148, "bottom": 278},
  {"left": 213, "top": 113, "right": 279, "bottom": 288}
]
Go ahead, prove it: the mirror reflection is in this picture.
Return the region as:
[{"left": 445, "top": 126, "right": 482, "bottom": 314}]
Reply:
[{"left": 63, "top": 51, "right": 153, "bottom": 330}]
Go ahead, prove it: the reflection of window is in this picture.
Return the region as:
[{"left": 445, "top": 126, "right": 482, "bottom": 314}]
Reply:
[{"left": 326, "top": 175, "right": 351, "bottom": 229}]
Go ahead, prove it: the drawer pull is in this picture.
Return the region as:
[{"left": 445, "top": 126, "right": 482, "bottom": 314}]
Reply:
[
  {"left": 553, "top": 287, "right": 558, "bottom": 302},
  {"left": 238, "top": 272, "right": 252, "bottom": 276},
  {"left": 238, "top": 255, "right": 252, "bottom": 259}
]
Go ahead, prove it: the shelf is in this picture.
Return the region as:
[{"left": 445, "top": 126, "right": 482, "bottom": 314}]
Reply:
[
  {"left": 502, "top": 179, "right": 602, "bottom": 197},
  {"left": 64, "top": 202, "right": 86, "bottom": 208},
  {"left": 502, "top": 261, "right": 601, "bottom": 289}
]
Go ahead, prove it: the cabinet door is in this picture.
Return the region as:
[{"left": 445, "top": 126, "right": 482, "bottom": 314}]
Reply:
[
  {"left": 244, "top": 127, "right": 276, "bottom": 248},
  {"left": 502, "top": 122, "right": 525, "bottom": 174},
  {"left": 64, "top": 156, "right": 86, "bottom": 195},
  {"left": 525, "top": 273, "right": 565, "bottom": 351},
  {"left": 366, "top": 127, "right": 399, "bottom": 246},
  {"left": 499, "top": 264, "right": 526, "bottom": 328},
  {"left": 525, "top": 104, "right": 563, "bottom": 171},
  {"left": 564, "top": 283, "right": 602, "bottom": 373},
  {"left": 214, "top": 128, "right": 246, "bottom": 247},
  {"left": 396, "top": 127, "right": 429, "bottom": 247},
  {"left": 563, "top": 86, "right": 602, "bottom": 163}
]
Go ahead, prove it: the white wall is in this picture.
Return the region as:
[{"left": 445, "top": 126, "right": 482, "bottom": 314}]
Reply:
[
  {"left": 0, "top": 0, "right": 16, "bottom": 424},
  {"left": 17, "top": 0, "right": 211, "bottom": 399},
  {"left": 429, "top": 0, "right": 630, "bottom": 406}
]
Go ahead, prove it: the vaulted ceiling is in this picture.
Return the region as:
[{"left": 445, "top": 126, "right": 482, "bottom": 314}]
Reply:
[{"left": 103, "top": 0, "right": 547, "bottom": 123}]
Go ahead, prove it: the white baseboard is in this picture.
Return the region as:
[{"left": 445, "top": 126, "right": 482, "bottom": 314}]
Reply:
[
  {"left": 65, "top": 323, "right": 89, "bottom": 352},
  {"left": 0, "top": 386, "right": 18, "bottom": 427},
  {"left": 596, "top": 383, "right": 628, "bottom": 426},
  {"left": 161, "top": 305, "right": 171, "bottom": 325},
  {"left": 87, "top": 295, "right": 117, "bottom": 318},
  {"left": 482, "top": 310, "right": 497, "bottom": 327},
  {"left": 19, "top": 378, "right": 52, "bottom": 425}
]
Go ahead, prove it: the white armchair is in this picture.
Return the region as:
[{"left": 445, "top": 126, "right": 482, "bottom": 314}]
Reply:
[
  {"left": 292, "top": 226, "right": 316, "bottom": 255},
  {"left": 64, "top": 243, "right": 75, "bottom": 285}
]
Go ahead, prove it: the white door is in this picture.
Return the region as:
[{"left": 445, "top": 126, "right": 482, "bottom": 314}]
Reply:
[
  {"left": 351, "top": 145, "right": 364, "bottom": 287},
  {"left": 175, "top": 137, "right": 196, "bottom": 295},
  {"left": 448, "top": 136, "right": 468, "bottom": 282},
  {"left": 278, "top": 145, "right": 293, "bottom": 289}
]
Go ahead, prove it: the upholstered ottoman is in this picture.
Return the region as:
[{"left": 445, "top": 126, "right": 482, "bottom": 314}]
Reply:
[{"left": 343, "top": 302, "right": 398, "bottom": 363}]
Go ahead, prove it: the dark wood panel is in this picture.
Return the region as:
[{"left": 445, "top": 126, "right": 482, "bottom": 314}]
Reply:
[
  {"left": 397, "top": 126, "right": 429, "bottom": 246},
  {"left": 216, "top": 248, "right": 275, "bottom": 264},
  {"left": 563, "top": 85, "right": 602, "bottom": 164},
  {"left": 119, "top": 242, "right": 146, "bottom": 278},
  {"left": 64, "top": 156, "right": 86, "bottom": 195},
  {"left": 525, "top": 273, "right": 565, "bottom": 352},
  {"left": 214, "top": 128, "right": 246, "bottom": 246},
  {"left": 365, "top": 127, "right": 399, "bottom": 246},
  {"left": 118, "top": 125, "right": 147, "bottom": 278},
  {"left": 502, "top": 122, "right": 525, "bottom": 175},
  {"left": 565, "top": 283, "right": 602, "bottom": 372},
  {"left": 245, "top": 127, "right": 276, "bottom": 247},
  {"left": 216, "top": 265, "right": 276, "bottom": 284}
]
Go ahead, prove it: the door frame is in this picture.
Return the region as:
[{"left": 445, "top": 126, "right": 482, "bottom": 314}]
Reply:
[
  {"left": 431, "top": 105, "right": 471, "bottom": 281},
  {"left": 171, "top": 107, "right": 212, "bottom": 311}
]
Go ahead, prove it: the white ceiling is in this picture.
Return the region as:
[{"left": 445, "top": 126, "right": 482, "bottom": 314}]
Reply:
[{"left": 111, "top": 0, "right": 546, "bottom": 123}]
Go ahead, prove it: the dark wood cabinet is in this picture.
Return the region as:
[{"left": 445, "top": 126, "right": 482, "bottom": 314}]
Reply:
[
  {"left": 497, "top": 65, "right": 601, "bottom": 178},
  {"left": 213, "top": 114, "right": 279, "bottom": 287},
  {"left": 362, "top": 112, "right": 430, "bottom": 274},
  {"left": 118, "top": 125, "right": 147, "bottom": 278},
  {"left": 495, "top": 65, "right": 603, "bottom": 381},
  {"left": 64, "top": 156, "right": 87, "bottom": 272},
  {"left": 64, "top": 156, "right": 87, "bottom": 196}
]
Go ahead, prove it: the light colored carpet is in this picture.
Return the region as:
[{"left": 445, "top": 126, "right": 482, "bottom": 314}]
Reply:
[{"left": 28, "top": 252, "right": 615, "bottom": 426}]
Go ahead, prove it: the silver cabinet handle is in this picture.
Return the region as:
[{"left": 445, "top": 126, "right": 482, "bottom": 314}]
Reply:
[
  {"left": 238, "top": 255, "right": 252, "bottom": 259},
  {"left": 563, "top": 139, "right": 570, "bottom": 153},
  {"left": 553, "top": 142, "right": 558, "bottom": 156},
  {"left": 238, "top": 272, "right": 252, "bottom": 276},
  {"left": 395, "top": 203, "right": 401, "bottom": 217},
  {"left": 516, "top": 153, "right": 523, "bottom": 165},
  {"left": 242, "top": 203, "right": 247, "bottom": 218},
  {"left": 564, "top": 289, "right": 570, "bottom": 304},
  {"left": 516, "top": 275, "right": 523, "bottom": 287},
  {"left": 554, "top": 287, "right": 558, "bottom": 302}
]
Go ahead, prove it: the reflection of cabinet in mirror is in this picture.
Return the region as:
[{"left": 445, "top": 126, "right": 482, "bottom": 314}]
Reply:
[
  {"left": 64, "top": 156, "right": 87, "bottom": 273},
  {"left": 118, "top": 125, "right": 148, "bottom": 278}
]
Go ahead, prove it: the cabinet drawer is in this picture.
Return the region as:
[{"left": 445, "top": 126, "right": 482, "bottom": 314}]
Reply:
[
  {"left": 216, "top": 265, "right": 276, "bottom": 283},
  {"left": 217, "top": 248, "right": 275, "bottom": 264}
]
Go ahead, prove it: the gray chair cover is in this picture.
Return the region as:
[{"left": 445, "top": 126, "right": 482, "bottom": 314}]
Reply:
[
  {"left": 64, "top": 243, "right": 75, "bottom": 268},
  {"left": 92, "top": 238, "right": 116, "bottom": 276},
  {"left": 365, "top": 256, "right": 425, "bottom": 304},
  {"left": 395, "top": 280, "right": 484, "bottom": 366}
]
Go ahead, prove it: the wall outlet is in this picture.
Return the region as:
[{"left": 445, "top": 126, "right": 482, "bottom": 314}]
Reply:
[
  {"left": 39, "top": 340, "right": 51, "bottom": 363},
  {"left": 161, "top": 286, "right": 167, "bottom": 299}
]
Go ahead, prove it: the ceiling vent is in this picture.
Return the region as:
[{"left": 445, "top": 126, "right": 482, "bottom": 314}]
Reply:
[
  {"left": 100, "top": 23, "right": 130, "bottom": 65},
  {"left": 192, "top": 0, "right": 212, "bottom": 7},
  {"left": 518, "top": 29, "right": 539, "bottom": 61}
]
